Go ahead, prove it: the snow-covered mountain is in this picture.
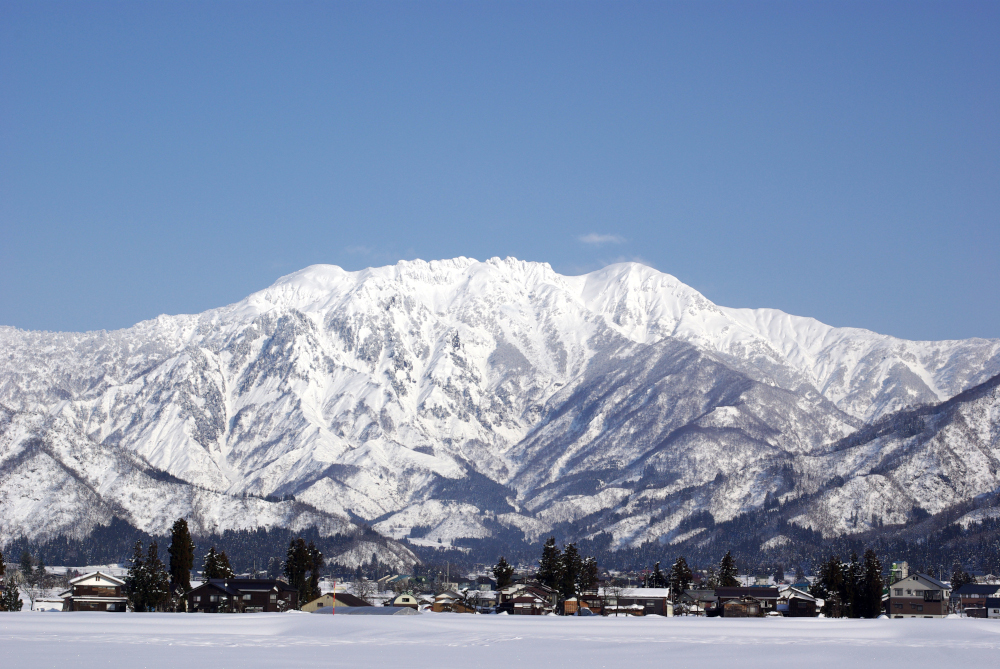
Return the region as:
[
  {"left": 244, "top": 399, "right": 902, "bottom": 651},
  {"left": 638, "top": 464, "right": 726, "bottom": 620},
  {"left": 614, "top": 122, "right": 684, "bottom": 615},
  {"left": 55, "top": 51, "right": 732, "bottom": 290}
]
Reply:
[{"left": 1, "top": 257, "right": 998, "bottom": 557}]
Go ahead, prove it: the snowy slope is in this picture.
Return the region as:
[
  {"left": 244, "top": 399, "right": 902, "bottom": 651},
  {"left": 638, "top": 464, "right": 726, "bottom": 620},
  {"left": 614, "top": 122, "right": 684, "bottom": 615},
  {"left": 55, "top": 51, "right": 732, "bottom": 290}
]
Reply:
[{"left": 1, "top": 257, "right": 998, "bottom": 551}]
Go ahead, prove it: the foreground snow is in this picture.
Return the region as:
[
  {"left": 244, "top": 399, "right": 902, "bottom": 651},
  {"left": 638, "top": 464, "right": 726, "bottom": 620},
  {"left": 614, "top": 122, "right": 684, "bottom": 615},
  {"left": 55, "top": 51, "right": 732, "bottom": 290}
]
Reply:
[{"left": 3, "top": 612, "right": 999, "bottom": 668}]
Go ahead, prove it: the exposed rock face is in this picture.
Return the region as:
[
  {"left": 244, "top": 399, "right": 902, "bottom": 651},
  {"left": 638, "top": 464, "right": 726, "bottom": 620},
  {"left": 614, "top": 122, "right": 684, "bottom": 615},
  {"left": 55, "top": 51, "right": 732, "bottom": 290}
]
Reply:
[{"left": 1, "top": 257, "right": 998, "bottom": 554}]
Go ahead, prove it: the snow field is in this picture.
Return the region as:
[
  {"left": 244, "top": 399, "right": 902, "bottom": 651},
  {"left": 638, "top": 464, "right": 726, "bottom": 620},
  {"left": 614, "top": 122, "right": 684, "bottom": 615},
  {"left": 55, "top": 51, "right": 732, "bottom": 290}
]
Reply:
[{"left": 2, "top": 612, "right": 999, "bottom": 669}]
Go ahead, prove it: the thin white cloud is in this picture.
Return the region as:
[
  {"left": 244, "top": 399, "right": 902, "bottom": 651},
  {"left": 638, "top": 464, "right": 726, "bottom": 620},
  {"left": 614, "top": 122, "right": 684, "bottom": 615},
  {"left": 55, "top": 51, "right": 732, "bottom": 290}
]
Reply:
[
  {"left": 344, "top": 245, "right": 373, "bottom": 255},
  {"left": 579, "top": 233, "right": 626, "bottom": 245}
]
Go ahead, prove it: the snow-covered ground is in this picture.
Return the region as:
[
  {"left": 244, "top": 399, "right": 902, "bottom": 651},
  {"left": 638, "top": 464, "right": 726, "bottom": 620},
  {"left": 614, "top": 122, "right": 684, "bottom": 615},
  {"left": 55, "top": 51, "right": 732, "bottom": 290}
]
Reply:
[{"left": 2, "top": 612, "right": 998, "bottom": 668}]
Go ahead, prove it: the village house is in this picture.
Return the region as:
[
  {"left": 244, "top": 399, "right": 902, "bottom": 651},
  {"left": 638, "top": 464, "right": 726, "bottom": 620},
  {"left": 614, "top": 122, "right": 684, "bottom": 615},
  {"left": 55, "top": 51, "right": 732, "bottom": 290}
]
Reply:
[
  {"left": 885, "top": 573, "right": 950, "bottom": 618},
  {"left": 599, "top": 587, "right": 673, "bottom": 616},
  {"left": 60, "top": 571, "right": 128, "bottom": 612},
  {"left": 431, "top": 590, "right": 464, "bottom": 612},
  {"left": 301, "top": 591, "right": 370, "bottom": 612},
  {"left": 496, "top": 583, "right": 559, "bottom": 615},
  {"left": 679, "top": 589, "right": 719, "bottom": 616},
  {"left": 185, "top": 578, "right": 298, "bottom": 613},
  {"left": 715, "top": 587, "right": 779, "bottom": 617},
  {"left": 986, "top": 597, "right": 1000, "bottom": 619},
  {"left": 777, "top": 585, "right": 818, "bottom": 617},
  {"left": 949, "top": 583, "right": 1000, "bottom": 617}
]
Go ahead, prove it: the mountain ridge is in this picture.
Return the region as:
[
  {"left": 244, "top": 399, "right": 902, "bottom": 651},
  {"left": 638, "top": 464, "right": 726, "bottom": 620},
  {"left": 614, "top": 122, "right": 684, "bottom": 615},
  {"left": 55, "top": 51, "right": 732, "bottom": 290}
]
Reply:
[{"left": 1, "top": 257, "right": 998, "bottom": 564}]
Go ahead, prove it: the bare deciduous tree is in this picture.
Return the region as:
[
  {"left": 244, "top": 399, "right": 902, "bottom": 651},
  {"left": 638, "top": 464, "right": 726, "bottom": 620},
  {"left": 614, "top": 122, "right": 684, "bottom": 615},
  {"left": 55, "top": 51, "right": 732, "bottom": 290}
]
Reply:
[
  {"left": 354, "top": 577, "right": 376, "bottom": 604},
  {"left": 603, "top": 582, "right": 629, "bottom": 617}
]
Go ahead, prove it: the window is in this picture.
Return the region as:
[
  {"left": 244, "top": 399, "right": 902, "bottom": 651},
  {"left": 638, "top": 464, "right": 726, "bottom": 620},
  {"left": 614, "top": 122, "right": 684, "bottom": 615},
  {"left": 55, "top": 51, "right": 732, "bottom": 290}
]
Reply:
[
  {"left": 243, "top": 594, "right": 252, "bottom": 601},
  {"left": 194, "top": 596, "right": 201, "bottom": 602},
  {"left": 894, "top": 589, "right": 902, "bottom": 596},
  {"left": 914, "top": 590, "right": 923, "bottom": 596},
  {"left": 270, "top": 594, "right": 277, "bottom": 601},
  {"left": 893, "top": 604, "right": 902, "bottom": 609},
  {"left": 210, "top": 595, "right": 218, "bottom": 603},
  {"left": 906, "top": 589, "right": 912, "bottom": 595},
  {"left": 106, "top": 603, "right": 115, "bottom": 611}
]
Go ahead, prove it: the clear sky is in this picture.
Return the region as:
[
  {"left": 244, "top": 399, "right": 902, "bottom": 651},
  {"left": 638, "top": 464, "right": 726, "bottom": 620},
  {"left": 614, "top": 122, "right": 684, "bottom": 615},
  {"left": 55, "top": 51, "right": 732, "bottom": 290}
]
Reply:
[{"left": 1, "top": 1, "right": 997, "bottom": 341}]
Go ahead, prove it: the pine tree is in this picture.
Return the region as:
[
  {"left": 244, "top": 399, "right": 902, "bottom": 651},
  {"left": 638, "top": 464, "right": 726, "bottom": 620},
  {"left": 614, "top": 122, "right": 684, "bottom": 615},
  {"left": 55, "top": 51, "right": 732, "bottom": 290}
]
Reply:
[
  {"left": 217, "top": 551, "right": 235, "bottom": 579},
  {"left": 0, "top": 549, "right": 19, "bottom": 612},
  {"left": 35, "top": 555, "right": 46, "bottom": 586},
  {"left": 125, "top": 540, "right": 147, "bottom": 612},
  {"left": 704, "top": 565, "right": 718, "bottom": 589},
  {"left": 559, "top": 543, "right": 583, "bottom": 600},
  {"left": 203, "top": 547, "right": 221, "bottom": 579},
  {"left": 493, "top": 557, "right": 514, "bottom": 589},
  {"left": 859, "top": 549, "right": 883, "bottom": 618},
  {"left": 844, "top": 552, "right": 861, "bottom": 618},
  {"left": 669, "top": 557, "right": 693, "bottom": 599},
  {"left": 537, "top": 538, "right": 563, "bottom": 590},
  {"left": 650, "top": 562, "right": 667, "bottom": 588},
  {"left": 307, "top": 542, "right": 323, "bottom": 602},
  {"left": 813, "top": 555, "right": 845, "bottom": 617},
  {"left": 145, "top": 542, "right": 171, "bottom": 612},
  {"left": 578, "top": 557, "right": 599, "bottom": 593},
  {"left": 19, "top": 549, "right": 33, "bottom": 580},
  {"left": 168, "top": 518, "right": 195, "bottom": 598},
  {"left": 951, "top": 561, "right": 972, "bottom": 590},
  {"left": 0, "top": 572, "right": 23, "bottom": 612},
  {"left": 283, "top": 539, "right": 310, "bottom": 607},
  {"left": 719, "top": 551, "right": 739, "bottom": 587}
]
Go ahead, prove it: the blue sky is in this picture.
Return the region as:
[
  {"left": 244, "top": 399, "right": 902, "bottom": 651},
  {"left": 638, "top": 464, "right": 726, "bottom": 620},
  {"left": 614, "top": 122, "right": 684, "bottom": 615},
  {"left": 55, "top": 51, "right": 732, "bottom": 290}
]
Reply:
[{"left": 1, "top": 1, "right": 997, "bottom": 340}]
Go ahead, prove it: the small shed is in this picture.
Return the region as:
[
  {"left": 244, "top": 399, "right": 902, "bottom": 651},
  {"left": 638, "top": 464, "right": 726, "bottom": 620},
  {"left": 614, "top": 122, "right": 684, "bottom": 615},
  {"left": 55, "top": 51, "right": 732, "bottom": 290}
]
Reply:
[{"left": 388, "top": 594, "right": 419, "bottom": 610}]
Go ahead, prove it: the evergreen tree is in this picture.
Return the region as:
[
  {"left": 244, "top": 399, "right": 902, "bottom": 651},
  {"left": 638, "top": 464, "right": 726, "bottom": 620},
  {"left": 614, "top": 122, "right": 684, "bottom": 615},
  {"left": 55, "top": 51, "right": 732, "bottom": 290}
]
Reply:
[
  {"left": 167, "top": 518, "right": 195, "bottom": 597},
  {"left": 145, "top": 542, "right": 171, "bottom": 612},
  {"left": 719, "top": 551, "right": 739, "bottom": 587},
  {"left": 559, "top": 543, "right": 583, "bottom": 600},
  {"left": 307, "top": 542, "right": 323, "bottom": 602},
  {"left": 703, "top": 565, "right": 718, "bottom": 589},
  {"left": 0, "top": 549, "right": 20, "bottom": 612},
  {"left": 283, "top": 539, "right": 310, "bottom": 607},
  {"left": 0, "top": 573, "right": 23, "bottom": 612},
  {"left": 669, "top": 557, "right": 693, "bottom": 599},
  {"left": 537, "top": 538, "right": 563, "bottom": 590},
  {"left": 844, "top": 552, "right": 861, "bottom": 618},
  {"left": 773, "top": 564, "right": 785, "bottom": 583},
  {"left": 203, "top": 547, "right": 221, "bottom": 579},
  {"left": 858, "top": 549, "right": 883, "bottom": 618},
  {"left": 578, "top": 557, "right": 599, "bottom": 593},
  {"left": 813, "top": 555, "right": 845, "bottom": 617},
  {"left": 951, "top": 561, "right": 973, "bottom": 590},
  {"left": 493, "top": 557, "right": 514, "bottom": 589},
  {"left": 649, "top": 562, "right": 667, "bottom": 588},
  {"left": 19, "top": 549, "right": 33, "bottom": 580},
  {"left": 125, "top": 540, "right": 148, "bottom": 612},
  {"left": 35, "top": 555, "right": 46, "bottom": 586},
  {"left": 217, "top": 551, "right": 235, "bottom": 579},
  {"left": 795, "top": 565, "right": 806, "bottom": 582}
]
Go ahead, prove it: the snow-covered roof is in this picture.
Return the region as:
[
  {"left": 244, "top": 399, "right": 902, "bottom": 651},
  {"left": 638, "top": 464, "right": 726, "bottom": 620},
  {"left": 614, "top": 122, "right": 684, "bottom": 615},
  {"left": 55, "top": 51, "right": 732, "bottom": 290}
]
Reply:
[
  {"left": 69, "top": 571, "right": 125, "bottom": 586},
  {"left": 598, "top": 587, "right": 670, "bottom": 597}
]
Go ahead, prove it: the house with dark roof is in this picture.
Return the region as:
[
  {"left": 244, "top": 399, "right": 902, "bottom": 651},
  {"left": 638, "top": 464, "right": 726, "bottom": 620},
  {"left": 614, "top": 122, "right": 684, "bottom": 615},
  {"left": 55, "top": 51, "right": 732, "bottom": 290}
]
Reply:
[
  {"left": 985, "top": 597, "right": 1000, "bottom": 619},
  {"left": 950, "top": 583, "right": 1000, "bottom": 616},
  {"left": 886, "top": 573, "right": 950, "bottom": 618},
  {"left": 715, "top": 587, "right": 779, "bottom": 617},
  {"left": 184, "top": 578, "right": 298, "bottom": 613}
]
